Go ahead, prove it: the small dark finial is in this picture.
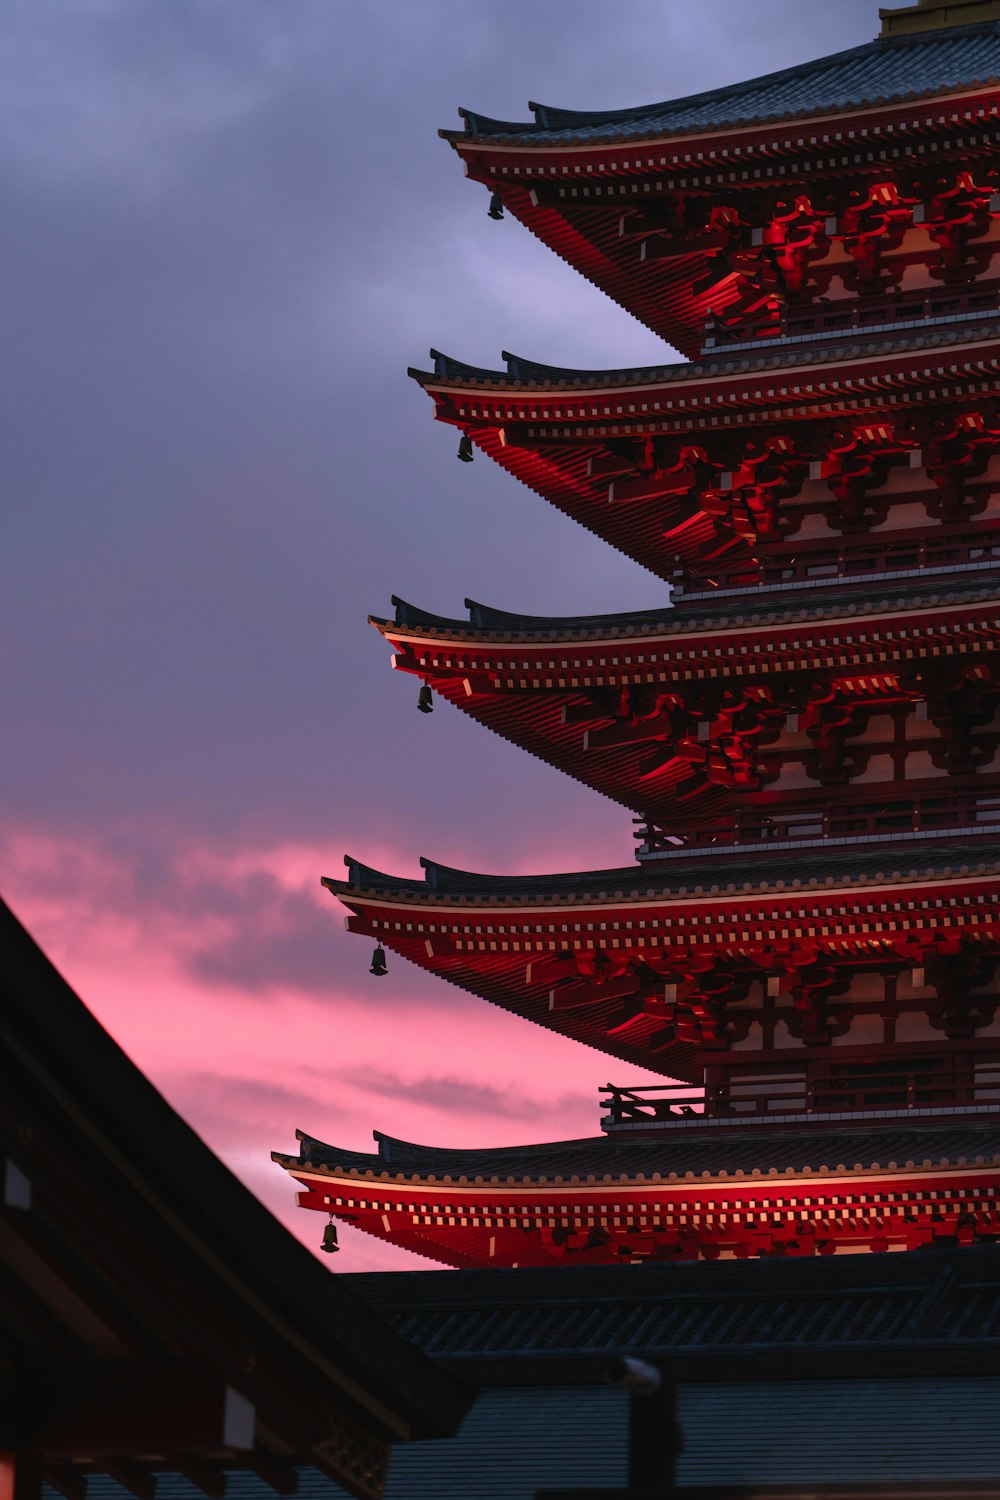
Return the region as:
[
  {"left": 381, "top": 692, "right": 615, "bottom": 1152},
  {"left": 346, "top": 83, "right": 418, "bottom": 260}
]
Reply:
[
  {"left": 370, "top": 944, "right": 388, "bottom": 977},
  {"left": 488, "top": 192, "right": 504, "bottom": 220},
  {"left": 457, "top": 433, "right": 474, "bottom": 463},
  {"left": 418, "top": 683, "right": 434, "bottom": 714}
]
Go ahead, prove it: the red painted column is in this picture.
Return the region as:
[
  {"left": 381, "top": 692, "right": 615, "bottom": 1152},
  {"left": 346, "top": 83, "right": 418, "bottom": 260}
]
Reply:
[{"left": 0, "top": 1454, "right": 42, "bottom": 1500}]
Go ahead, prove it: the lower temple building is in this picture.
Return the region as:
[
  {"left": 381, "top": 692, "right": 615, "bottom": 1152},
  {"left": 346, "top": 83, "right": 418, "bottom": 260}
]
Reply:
[{"left": 338, "top": 1247, "right": 1000, "bottom": 1498}]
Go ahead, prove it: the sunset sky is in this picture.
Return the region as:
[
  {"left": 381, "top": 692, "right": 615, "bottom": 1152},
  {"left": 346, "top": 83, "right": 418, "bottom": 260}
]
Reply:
[{"left": 4, "top": 0, "right": 887, "bottom": 1270}]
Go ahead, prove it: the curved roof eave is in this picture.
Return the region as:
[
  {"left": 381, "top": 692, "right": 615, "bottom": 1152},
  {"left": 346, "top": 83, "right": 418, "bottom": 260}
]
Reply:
[
  {"left": 277, "top": 1124, "right": 1000, "bottom": 1184},
  {"left": 374, "top": 576, "right": 1000, "bottom": 650},
  {"left": 412, "top": 319, "right": 1000, "bottom": 397},
  {"left": 380, "top": 594, "right": 673, "bottom": 639},
  {"left": 445, "top": 21, "right": 1000, "bottom": 149},
  {"left": 325, "top": 841, "right": 1000, "bottom": 910}
]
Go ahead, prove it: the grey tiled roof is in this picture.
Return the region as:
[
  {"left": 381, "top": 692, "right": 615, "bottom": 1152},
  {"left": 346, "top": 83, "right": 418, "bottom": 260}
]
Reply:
[
  {"left": 348, "top": 1244, "right": 1000, "bottom": 1364},
  {"left": 336, "top": 837, "right": 1000, "bottom": 904},
  {"left": 287, "top": 1118, "right": 1000, "bottom": 1182},
  {"left": 450, "top": 21, "right": 1000, "bottom": 145},
  {"left": 384, "top": 569, "right": 1000, "bottom": 640},
  {"left": 419, "top": 316, "right": 1000, "bottom": 390}
]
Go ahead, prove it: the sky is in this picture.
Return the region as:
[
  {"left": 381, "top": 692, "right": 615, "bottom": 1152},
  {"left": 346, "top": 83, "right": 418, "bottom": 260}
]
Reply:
[{"left": 3, "top": 0, "right": 890, "bottom": 1270}]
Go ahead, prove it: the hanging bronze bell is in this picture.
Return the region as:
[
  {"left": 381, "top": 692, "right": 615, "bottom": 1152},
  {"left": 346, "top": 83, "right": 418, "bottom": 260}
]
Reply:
[
  {"left": 488, "top": 192, "right": 504, "bottom": 220},
  {"left": 457, "top": 433, "right": 474, "bottom": 462},
  {"left": 418, "top": 683, "right": 434, "bottom": 714},
  {"left": 370, "top": 944, "right": 388, "bottom": 976},
  {"left": 321, "top": 1219, "right": 340, "bottom": 1253}
]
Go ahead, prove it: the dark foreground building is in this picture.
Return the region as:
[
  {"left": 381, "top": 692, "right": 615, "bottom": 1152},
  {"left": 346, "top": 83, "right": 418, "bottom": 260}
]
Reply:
[
  {"left": 0, "top": 899, "right": 472, "bottom": 1500},
  {"left": 340, "top": 1250, "right": 1000, "bottom": 1497}
]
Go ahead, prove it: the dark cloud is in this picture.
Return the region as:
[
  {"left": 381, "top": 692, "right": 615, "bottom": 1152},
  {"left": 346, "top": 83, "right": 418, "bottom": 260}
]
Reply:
[
  {"left": 3, "top": 0, "right": 880, "bottom": 861},
  {"left": 166, "top": 1068, "right": 326, "bottom": 1123},
  {"left": 344, "top": 1066, "right": 585, "bottom": 1124}
]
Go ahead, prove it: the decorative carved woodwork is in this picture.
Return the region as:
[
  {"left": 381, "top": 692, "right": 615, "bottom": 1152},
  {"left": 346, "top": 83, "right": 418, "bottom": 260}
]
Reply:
[
  {"left": 925, "top": 949, "right": 1000, "bottom": 1039},
  {"left": 626, "top": 166, "right": 998, "bottom": 343},
  {"left": 926, "top": 171, "right": 999, "bottom": 281},
  {"left": 921, "top": 663, "right": 1000, "bottom": 774}
]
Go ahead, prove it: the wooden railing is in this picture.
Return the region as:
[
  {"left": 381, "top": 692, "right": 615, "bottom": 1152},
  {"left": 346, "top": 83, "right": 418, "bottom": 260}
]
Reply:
[
  {"left": 601, "top": 1066, "right": 999, "bottom": 1128},
  {"left": 704, "top": 280, "right": 1000, "bottom": 349},
  {"left": 634, "top": 789, "right": 1000, "bottom": 855},
  {"left": 671, "top": 524, "right": 1000, "bottom": 599}
]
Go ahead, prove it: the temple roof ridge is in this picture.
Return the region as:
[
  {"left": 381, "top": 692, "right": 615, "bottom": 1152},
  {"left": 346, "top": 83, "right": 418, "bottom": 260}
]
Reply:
[
  {"left": 329, "top": 839, "right": 1000, "bottom": 906},
  {"left": 368, "top": 1129, "right": 619, "bottom": 1165},
  {"left": 413, "top": 317, "right": 1000, "bottom": 393},
  {"left": 279, "top": 1120, "right": 1000, "bottom": 1183},
  {"left": 375, "top": 573, "right": 1000, "bottom": 645},
  {"left": 379, "top": 594, "right": 475, "bottom": 631},
  {"left": 463, "top": 596, "right": 673, "bottom": 633},
  {"left": 447, "top": 19, "right": 1000, "bottom": 146},
  {"left": 380, "top": 594, "right": 674, "bottom": 638}
]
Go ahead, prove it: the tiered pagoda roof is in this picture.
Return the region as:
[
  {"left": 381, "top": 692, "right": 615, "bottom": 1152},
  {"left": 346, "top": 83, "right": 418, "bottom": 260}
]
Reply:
[
  {"left": 339, "top": 839, "right": 1000, "bottom": 898},
  {"left": 444, "top": 13, "right": 1000, "bottom": 355},
  {"left": 375, "top": 575, "right": 1000, "bottom": 840},
  {"left": 274, "top": 1117, "right": 1000, "bottom": 1267},
  {"left": 329, "top": 842, "right": 1000, "bottom": 1076},
  {"left": 450, "top": 21, "right": 1000, "bottom": 145},
  {"left": 289, "top": 1119, "right": 1000, "bottom": 1179},
  {"left": 388, "top": 561, "right": 1000, "bottom": 637},
  {"left": 282, "top": 3, "right": 1000, "bottom": 1274},
  {"left": 411, "top": 321, "right": 1000, "bottom": 581}
]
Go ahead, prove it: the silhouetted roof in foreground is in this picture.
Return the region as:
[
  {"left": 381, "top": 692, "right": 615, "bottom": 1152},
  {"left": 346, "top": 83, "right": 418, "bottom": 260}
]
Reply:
[
  {"left": 348, "top": 1241, "right": 1000, "bottom": 1368},
  {"left": 1, "top": 896, "right": 472, "bottom": 1490}
]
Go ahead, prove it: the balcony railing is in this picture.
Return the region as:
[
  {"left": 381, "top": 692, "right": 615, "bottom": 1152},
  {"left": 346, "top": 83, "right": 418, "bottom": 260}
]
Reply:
[
  {"left": 670, "top": 524, "right": 1000, "bottom": 601},
  {"left": 703, "top": 280, "right": 1000, "bottom": 350},
  {"left": 634, "top": 789, "right": 1000, "bottom": 857},
  {"left": 601, "top": 1066, "right": 1000, "bottom": 1130}
]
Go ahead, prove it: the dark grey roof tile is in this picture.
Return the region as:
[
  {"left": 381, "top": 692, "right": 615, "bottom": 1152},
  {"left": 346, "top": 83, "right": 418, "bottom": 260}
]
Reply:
[
  {"left": 334, "top": 837, "right": 1000, "bottom": 905},
  {"left": 286, "top": 1119, "right": 1000, "bottom": 1182},
  {"left": 417, "top": 316, "right": 1000, "bottom": 391},
  {"left": 452, "top": 23, "right": 1000, "bottom": 145}
]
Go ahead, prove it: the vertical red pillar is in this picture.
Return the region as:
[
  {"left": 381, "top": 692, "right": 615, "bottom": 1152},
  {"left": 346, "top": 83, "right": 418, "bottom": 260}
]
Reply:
[{"left": 0, "top": 1454, "right": 42, "bottom": 1500}]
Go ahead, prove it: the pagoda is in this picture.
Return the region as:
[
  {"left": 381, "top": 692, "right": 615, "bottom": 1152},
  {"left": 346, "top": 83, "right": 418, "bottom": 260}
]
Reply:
[{"left": 275, "top": 0, "right": 1000, "bottom": 1269}]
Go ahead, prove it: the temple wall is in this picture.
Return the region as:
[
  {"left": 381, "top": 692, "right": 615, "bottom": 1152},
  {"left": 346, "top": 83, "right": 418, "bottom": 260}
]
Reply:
[
  {"left": 782, "top": 452, "right": 1000, "bottom": 543},
  {"left": 760, "top": 695, "right": 1000, "bottom": 791},
  {"left": 722, "top": 965, "right": 1000, "bottom": 1059},
  {"left": 816, "top": 218, "right": 1000, "bottom": 299}
]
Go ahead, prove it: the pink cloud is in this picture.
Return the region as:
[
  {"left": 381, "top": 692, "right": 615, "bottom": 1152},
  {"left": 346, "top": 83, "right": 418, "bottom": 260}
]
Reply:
[{"left": 2, "top": 824, "right": 668, "bottom": 1271}]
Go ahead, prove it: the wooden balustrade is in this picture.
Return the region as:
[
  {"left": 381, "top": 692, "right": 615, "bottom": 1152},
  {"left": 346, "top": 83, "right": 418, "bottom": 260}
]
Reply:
[
  {"left": 672, "top": 523, "right": 1000, "bottom": 599},
  {"left": 601, "top": 1064, "right": 996, "bottom": 1128},
  {"left": 705, "top": 280, "right": 1000, "bottom": 349},
  {"left": 634, "top": 789, "right": 1000, "bottom": 854}
]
